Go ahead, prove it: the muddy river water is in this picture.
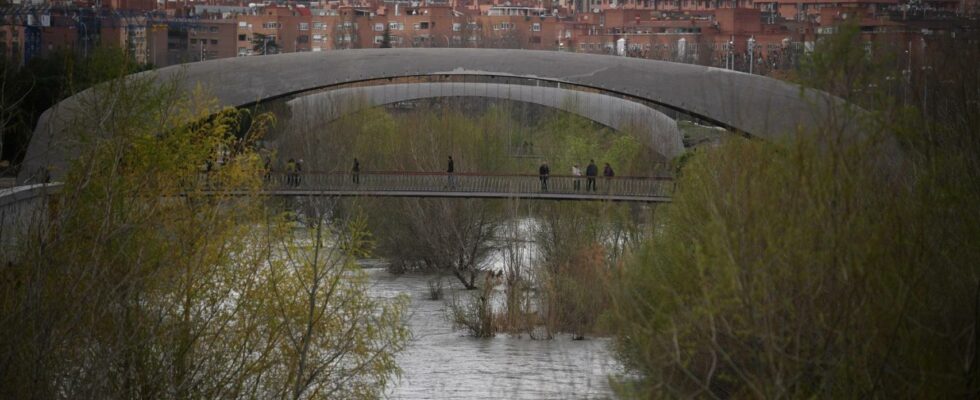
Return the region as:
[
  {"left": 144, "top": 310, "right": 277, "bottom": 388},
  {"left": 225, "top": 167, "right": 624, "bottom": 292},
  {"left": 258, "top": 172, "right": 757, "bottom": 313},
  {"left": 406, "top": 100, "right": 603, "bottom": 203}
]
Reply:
[{"left": 365, "top": 268, "right": 622, "bottom": 399}]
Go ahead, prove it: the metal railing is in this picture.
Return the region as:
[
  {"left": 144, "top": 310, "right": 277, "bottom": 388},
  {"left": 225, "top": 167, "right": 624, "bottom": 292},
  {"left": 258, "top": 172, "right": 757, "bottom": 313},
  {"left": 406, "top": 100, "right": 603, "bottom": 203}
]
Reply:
[{"left": 262, "top": 171, "right": 673, "bottom": 200}]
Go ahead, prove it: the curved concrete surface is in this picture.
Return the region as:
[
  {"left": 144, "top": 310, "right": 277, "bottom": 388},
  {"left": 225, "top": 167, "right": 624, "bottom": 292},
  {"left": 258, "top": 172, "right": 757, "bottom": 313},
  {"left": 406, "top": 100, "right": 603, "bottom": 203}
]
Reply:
[
  {"left": 21, "top": 49, "right": 846, "bottom": 182},
  {"left": 284, "top": 82, "right": 683, "bottom": 159}
]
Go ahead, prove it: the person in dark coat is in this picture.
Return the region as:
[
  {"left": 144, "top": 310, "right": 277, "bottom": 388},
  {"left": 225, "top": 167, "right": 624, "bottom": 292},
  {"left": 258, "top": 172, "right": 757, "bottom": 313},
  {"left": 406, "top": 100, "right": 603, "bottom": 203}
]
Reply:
[
  {"left": 539, "top": 161, "right": 550, "bottom": 191},
  {"left": 351, "top": 158, "right": 360, "bottom": 184},
  {"left": 603, "top": 163, "right": 615, "bottom": 189},
  {"left": 447, "top": 156, "right": 456, "bottom": 189},
  {"left": 585, "top": 160, "right": 598, "bottom": 191},
  {"left": 295, "top": 159, "right": 304, "bottom": 186}
]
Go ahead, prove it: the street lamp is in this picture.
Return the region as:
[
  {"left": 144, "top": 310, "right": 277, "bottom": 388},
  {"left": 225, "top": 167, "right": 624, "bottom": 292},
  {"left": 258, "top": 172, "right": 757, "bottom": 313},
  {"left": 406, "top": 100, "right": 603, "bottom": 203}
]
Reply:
[
  {"left": 747, "top": 36, "right": 756, "bottom": 74},
  {"left": 727, "top": 36, "right": 734, "bottom": 70}
]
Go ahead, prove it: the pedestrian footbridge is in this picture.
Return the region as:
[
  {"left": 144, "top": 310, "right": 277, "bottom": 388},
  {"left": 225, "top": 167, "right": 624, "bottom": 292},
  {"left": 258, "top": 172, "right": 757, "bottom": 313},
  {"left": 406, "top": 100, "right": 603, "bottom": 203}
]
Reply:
[{"left": 226, "top": 172, "right": 673, "bottom": 203}]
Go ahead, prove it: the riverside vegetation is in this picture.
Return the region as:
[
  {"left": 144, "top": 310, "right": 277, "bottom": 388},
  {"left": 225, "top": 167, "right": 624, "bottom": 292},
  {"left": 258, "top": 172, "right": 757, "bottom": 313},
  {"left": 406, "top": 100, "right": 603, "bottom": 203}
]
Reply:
[
  {"left": 609, "top": 25, "right": 980, "bottom": 398},
  {"left": 0, "top": 63, "right": 408, "bottom": 399}
]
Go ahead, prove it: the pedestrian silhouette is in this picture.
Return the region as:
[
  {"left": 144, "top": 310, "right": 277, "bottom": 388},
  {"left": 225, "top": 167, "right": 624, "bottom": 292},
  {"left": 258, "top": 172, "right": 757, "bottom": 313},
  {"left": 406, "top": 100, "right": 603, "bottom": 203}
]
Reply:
[
  {"left": 447, "top": 156, "right": 456, "bottom": 189},
  {"left": 585, "top": 160, "right": 598, "bottom": 191},
  {"left": 352, "top": 158, "right": 360, "bottom": 184},
  {"left": 539, "top": 161, "right": 550, "bottom": 191}
]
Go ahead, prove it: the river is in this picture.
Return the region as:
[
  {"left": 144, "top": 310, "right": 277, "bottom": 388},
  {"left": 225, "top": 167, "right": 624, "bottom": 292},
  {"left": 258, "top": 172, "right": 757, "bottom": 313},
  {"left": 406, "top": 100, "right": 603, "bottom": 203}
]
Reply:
[{"left": 365, "top": 268, "right": 622, "bottom": 399}]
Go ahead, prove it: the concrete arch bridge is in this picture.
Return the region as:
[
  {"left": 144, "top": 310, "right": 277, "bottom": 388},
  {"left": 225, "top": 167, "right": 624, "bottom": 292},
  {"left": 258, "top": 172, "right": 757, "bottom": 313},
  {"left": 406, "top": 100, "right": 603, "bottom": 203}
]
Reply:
[{"left": 21, "top": 49, "right": 849, "bottom": 198}]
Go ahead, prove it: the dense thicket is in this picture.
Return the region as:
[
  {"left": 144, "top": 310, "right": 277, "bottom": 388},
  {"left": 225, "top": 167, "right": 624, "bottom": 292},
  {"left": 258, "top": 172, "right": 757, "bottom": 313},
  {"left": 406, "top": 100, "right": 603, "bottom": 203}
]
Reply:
[
  {"left": 609, "top": 25, "right": 980, "bottom": 398},
  {"left": 0, "top": 68, "right": 408, "bottom": 399}
]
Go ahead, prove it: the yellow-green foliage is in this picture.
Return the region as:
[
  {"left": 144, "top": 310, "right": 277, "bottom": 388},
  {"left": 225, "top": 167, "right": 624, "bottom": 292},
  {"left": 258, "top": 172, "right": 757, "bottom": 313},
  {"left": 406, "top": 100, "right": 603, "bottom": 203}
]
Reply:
[{"left": 0, "top": 73, "right": 407, "bottom": 399}]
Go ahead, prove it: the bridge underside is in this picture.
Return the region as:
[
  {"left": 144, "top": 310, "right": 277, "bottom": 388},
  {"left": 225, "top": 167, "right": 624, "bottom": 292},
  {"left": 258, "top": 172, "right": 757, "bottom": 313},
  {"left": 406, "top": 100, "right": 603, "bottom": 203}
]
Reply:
[{"left": 280, "top": 82, "right": 684, "bottom": 159}]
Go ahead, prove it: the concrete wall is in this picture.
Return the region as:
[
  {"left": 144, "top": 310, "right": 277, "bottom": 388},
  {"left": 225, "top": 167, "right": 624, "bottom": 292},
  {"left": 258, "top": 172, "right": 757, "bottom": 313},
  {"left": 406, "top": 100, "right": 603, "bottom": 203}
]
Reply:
[{"left": 0, "top": 184, "right": 59, "bottom": 265}]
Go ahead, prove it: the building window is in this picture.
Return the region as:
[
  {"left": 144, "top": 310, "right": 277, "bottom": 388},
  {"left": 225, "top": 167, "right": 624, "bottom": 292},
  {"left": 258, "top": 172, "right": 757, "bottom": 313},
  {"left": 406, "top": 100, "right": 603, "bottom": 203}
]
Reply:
[
  {"left": 529, "top": 36, "right": 541, "bottom": 43},
  {"left": 532, "top": 23, "right": 541, "bottom": 32},
  {"left": 190, "top": 39, "right": 198, "bottom": 44},
  {"left": 238, "top": 34, "right": 247, "bottom": 41},
  {"left": 313, "top": 22, "right": 327, "bottom": 30},
  {"left": 209, "top": 26, "right": 219, "bottom": 33},
  {"left": 374, "top": 23, "right": 384, "bottom": 31},
  {"left": 420, "top": 22, "right": 430, "bottom": 29},
  {"left": 388, "top": 22, "right": 404, "bottom": 31},
  {"left": 299, "top": 22, "right": 309, "bottom": 31},
  {"left": 262, "top": 22, "right": 280, "bottom": 29},
  {"left": 210, "top": 39, "right": 218, "bottom": 45},
  {"left": 452, "top": 22, "right": 461, "bottom": 32},
  {"left": 297, "top": 35, "right": 309, "bottom": 43},
  {"left": 313, "top": 34, "right": 324, "bottom": 41},
  {"left": 238, "top": 21, "right": 247, "bottom": 27},
  {"left": 374, "top": 35, "right": 385, "bottom": 44}
]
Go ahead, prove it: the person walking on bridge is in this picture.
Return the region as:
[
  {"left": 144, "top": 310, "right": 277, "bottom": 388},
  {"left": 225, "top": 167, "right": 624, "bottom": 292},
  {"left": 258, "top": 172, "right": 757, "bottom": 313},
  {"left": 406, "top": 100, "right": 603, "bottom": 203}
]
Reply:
[
  {"left": 296, "top": 159, "right": 304, "bottom": 187},
  {"left": 351, "top": 158, "right": 360, "bottom": 184},
  {"left": 585, "top": 160, "right": 598, "bottom": 191},
  {"left": 447, "top": 156, "right": 456, "bottom": 189},
  {"left": 603, "top": 163, "right": 615, "bottom": 191},
  {"left": 539, "top": 161, "right": 550, "bottom": 191},
  {"left": 286, "top": 158, "right": 297, "bottom": 187},
  {"left": 572, "top": 164, "right": 582, "bottom": 191}
]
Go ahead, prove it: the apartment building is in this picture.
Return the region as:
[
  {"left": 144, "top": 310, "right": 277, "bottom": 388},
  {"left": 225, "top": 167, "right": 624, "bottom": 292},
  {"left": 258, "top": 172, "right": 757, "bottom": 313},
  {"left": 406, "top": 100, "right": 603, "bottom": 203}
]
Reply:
[
  {"left": 0, "top": 0, "right": 974, "bottom": 72},
  {"left": 100, "top": 16, "right": 149, "bottom": 64}
]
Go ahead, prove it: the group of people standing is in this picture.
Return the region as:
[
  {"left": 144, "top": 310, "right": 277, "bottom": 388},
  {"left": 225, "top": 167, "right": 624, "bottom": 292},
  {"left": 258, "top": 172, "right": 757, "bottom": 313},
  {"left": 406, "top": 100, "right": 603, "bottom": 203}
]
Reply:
[
  {"left": 285, "top": 158, "right": 303, "bottom": 186},
  {"left": 539, "top": 159, "right": 614, "bottom": 192}
]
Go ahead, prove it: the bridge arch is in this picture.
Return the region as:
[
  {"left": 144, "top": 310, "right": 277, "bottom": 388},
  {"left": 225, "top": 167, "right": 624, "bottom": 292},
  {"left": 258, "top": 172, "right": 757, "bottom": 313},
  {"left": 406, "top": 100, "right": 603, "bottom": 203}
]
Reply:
[{"left": 21, "top": 48, "right": 843, "bottom": 182}]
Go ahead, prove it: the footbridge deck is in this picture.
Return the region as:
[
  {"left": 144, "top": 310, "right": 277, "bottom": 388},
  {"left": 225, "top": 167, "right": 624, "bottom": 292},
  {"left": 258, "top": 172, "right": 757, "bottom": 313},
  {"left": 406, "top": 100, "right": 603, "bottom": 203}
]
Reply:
[{"left": 251, "top": 172, "right": 673, "bottom": 202}]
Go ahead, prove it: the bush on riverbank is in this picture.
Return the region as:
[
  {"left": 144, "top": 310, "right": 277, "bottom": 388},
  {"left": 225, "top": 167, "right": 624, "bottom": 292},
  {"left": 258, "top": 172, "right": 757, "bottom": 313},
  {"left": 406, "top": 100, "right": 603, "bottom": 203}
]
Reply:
[{"left": 608, "top": 25, "right": 980, "bottom": 398}]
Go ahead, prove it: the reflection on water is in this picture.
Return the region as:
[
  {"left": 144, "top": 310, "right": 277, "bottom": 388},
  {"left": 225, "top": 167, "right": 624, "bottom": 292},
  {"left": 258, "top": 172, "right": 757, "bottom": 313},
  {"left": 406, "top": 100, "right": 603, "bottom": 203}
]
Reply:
[{"left": 366, "top": 268, "right": 621, "bottom": 399}]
